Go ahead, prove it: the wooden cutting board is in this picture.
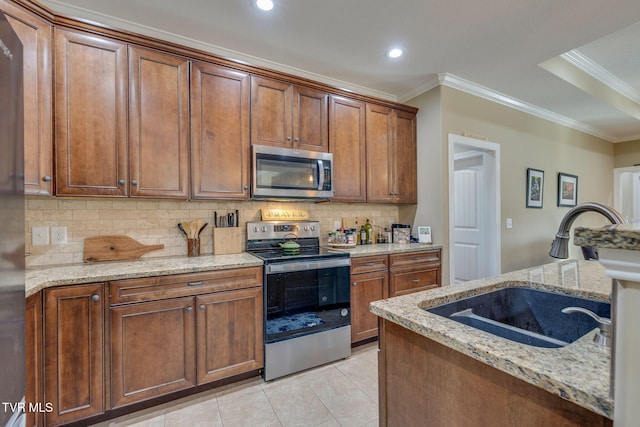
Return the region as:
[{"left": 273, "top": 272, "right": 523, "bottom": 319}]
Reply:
[{"left": 83, "top": 235, "right": 164, "bottom": 262}]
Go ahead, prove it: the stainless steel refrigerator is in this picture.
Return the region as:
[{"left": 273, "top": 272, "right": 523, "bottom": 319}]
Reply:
[{"left": 0, "top": 9, "right": 25, "bottom": 427}]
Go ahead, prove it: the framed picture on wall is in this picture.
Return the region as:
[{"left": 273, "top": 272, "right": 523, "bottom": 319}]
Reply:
[
  {"left": 558, "top": 172, "right": 578, "bottom": 207},
  {"left": 526, "top": 168, "right": 544, "bottom": 208}
]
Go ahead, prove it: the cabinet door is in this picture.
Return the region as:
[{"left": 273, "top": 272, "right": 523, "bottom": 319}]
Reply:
[
  {"left": 191, "top": 61, "right": 250, "bottom": 199},
  {"left": 293, "top": 85, "right": 328, "bottom": 151},
  {"left": 330, "top": 96, "right": 366, "bottom": 202},
  {"left": 55, "top": 29, "right": 128, "bottom": 196},
  {"left": 2, "top": 1, "right": 53, "bottom": 195},
  {"left": 196, "top": 287, "right": 263, "bottom": 384},
  {"left": 129, "top": 46, "right": 189, "bottom": 198},
  {"left": 110, "top": 297, "right": 196, "bottom": 408},
  {"left": 351, "top": 270, "right": 389, "bottom": 343},
  {"left": 44, "top": 284, "right": 104, "bottom": 426},
  {"left": 393, "top": 110, "right": 417, "bottom": 203},
  {"left": 26, "top": 292, "right": 43, "bottom": 427},
  {"left": 366, "top": 104, "right": 394, "bottom": 203},
  {"left": 251, "top": 76, "right": 292, "bottom": 148}
]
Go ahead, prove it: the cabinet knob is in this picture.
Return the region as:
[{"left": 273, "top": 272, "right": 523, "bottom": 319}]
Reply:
[
  {"left": 118, "top": 179, "right": 126, "bottom": 185},
  {"left": 287, "top": 136, "right": 292, "bottom": 141},
  {"left": 199, "top": 304, "right": 205, "bottom": 311},
  {"left": 352, "top": 282, "right": 358, "bottom": 287},
  {"left": 91, "top": 294, "right": 100, "bottom": 302},
  {"left": 131, "top": 180, "right": 138, "bottom": 186},
  {"left": 186, "top": 306, "right": 193, "bottom": 312},
  {"left": 244, "top": 185, "right": 249, "bottom": 190},
  {"left": 294, "top": 138, "right": 300, "bottom": 142},
  {"left": 43, "top": 175, "right": 52, "bottom": 182}
]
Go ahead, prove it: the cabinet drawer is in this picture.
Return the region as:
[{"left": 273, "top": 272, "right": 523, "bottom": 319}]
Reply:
[
  {"left": 389, "top": 250, "right": 440, "bottom": 268},
  {"left": 390, "top": 266, "right": 440, "bottom": 297},
  {"left": 351, "top": 255, "right": 389, "bottom": 274},
  {"left": 110, "top": 267, "right": 262, "bottom": 305}
]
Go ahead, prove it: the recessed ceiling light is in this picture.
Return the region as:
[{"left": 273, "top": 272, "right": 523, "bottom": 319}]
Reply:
[
  {"left": 256, "top": 0, "right": 274, "bottom": 11},
  {"left": 387, "top": 48, "right": 404, "bottom": 59}
]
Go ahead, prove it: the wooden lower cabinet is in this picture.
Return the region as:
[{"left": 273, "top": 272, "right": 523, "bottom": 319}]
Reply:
[
  {"left": 379, "top": 320, "right": 612, "bottom": 427},
  {"left": 351, "top": 270, "right": 388, "bottom": 343},
  {"left": 110, "top": 297, "right": 197, "bottom": 408},
  {"left": 196, "top": 288, "right": 263, "bottom": 383},
  {"left": 389, "top": 250, "right": 441, "bottom": 297},
  {"left": 44, "top": 283, "right": 104, "bottom": 427},
  {"left": 109, "top": 269, "right": 263, "bottom": 408},
  {"left": 351, "top": 250, "right": 441, "bottom": 343},
  {"left": 26, "top": 292, "right": 43, "bottom": 427}
]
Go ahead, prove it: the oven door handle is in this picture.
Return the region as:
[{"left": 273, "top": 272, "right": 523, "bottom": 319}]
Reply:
[{"left": 266, "top": 258, "right": 350, "bottom": 274}]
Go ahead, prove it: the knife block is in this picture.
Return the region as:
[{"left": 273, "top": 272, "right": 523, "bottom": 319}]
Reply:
[{"left": 213, "top": 227, "right": 242, "bottom": 255}]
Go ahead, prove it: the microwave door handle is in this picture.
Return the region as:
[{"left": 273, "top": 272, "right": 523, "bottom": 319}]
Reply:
[{"left": 317, "top": 160, "right": 324, "bottom": 190}]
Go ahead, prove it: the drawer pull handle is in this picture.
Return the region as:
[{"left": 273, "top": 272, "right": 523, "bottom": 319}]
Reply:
[
  {"left": 186, "top": 306, "right": 193, "bottom": 312},
  {"left": 411, "top": 279, "right": 421, "bottom": 283},
  {"left": 187, "top": 281, "right": 204, "bottom": 286},
  {"left": 199, "top": 304, "right": 206, "bottom": 311},
  {"left": 91, "top": 294, "right": 100, "bottom": 302},
  {"left": 364, "top": 263, "right": 376, "bottom": 266}
]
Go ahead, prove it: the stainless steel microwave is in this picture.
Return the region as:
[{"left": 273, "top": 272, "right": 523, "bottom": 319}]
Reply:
[{"left": 251, "top": 145, "right": 334, "bottom": 199}]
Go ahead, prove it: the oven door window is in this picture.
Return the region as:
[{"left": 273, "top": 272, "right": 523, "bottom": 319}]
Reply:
[
  {"left": 256, "top": 154, "right": 319, "bottom": 190},
  {"left": 265, "top": 265, "right": 350, "bottom": 343}
]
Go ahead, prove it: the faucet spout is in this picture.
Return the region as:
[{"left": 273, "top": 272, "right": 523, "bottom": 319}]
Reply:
[{"left": 549, "top": 202, "right": 625, "bottom": 259}]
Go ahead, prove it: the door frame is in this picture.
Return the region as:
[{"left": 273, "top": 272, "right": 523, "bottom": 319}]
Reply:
[
  {"left": 448, "top": 134, "right": 501, "bottom": 284},
  {"left": 613, "top": 165, "right": 640, "bottom": 222}
]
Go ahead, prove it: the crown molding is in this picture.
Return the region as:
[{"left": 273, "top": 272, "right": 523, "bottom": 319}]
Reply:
[
  {"left": 437, "top": 73, "right": 618, "bottom": 142},
  {"left": 562, "top": 50, "right": 640, "bottom": 105},
  {"left": 397, "top": 75, "right": 441, "bottom": 103}
]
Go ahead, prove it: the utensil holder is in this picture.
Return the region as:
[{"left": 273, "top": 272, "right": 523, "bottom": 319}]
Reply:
[
  {"left": 213, "top": 227, "right": 242, "bottom": 255},
  {"left": 187, "top": 238, "right": 200, "bottom": 257}
]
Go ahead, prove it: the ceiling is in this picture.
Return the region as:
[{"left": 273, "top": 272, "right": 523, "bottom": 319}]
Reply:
[{"left": 39, "top": 0, "right": 640, "bottom": 143}]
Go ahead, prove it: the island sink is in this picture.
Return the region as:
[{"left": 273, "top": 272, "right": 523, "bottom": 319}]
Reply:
[{"left": 427, "top": 286, "right": 610, "bottom": 348}]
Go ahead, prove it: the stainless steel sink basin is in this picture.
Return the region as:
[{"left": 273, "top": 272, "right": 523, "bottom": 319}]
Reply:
[{"left": 427, "top": 287, "right": 610, "bottom": 348}]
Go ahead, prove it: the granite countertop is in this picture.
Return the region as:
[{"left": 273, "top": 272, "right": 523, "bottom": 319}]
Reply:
[
  {"left": 575, "top": 223, "right": 640, "bottom": 251},
  {"left": 26, "top": 243, "right": 440, "bottom": 297},
  {"left": 370, "top": 259, "right": 613, "bottom": 419},
  {"left": 331, "top": 242, "right": 442, "bottom": 257},
  {"left": 26, "top": 253, "right": 263, "bottom": 297}
]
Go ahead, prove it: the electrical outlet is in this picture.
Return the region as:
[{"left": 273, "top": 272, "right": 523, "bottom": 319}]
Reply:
[
  {"left": 333, "top": 220, "right": 342, "bottom": 230},
  {"left": 51, "top": 226, "right": 67, "bottom": 245},
  {"left": 32, "top": 226, "right": 49, "bottom": 245}
]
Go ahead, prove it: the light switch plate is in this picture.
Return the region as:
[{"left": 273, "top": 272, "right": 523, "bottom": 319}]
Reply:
[
  {"left": 51, "top": 226, "right": 67, "bottom": 245},
  {"left": 506, "top": 218, "right": 513, "bottom": 229},
  {"left": 32, "top": 226, "right": 49, "bottom": 245}
]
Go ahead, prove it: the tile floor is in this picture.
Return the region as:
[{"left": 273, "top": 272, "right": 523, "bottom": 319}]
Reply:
[{"left": 93, "top": 342, "right": 379, "bottom": 427}]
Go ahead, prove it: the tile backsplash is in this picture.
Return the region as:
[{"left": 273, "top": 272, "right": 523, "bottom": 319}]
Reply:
[{"left": 25, "top": 197, "right": 400, "bottom": 268}]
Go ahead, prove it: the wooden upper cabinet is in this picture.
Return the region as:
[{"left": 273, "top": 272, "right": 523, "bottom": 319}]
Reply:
[
  {"left": 129, "top": 46, "right": 190, "bottom": 198},
  {"left": 191, "top": 61, "right": 250, "bottom": 199},
  {"left": 366, "top": 104, "right": 394, "bottom": 203},
  {"left": 251, "top": 76, "right": 328, "bottom": 151},
  {"left": 393, "top": 109, "right": 417, "bottom": 203},
  {"left": 55, "top": 28, "right": 128, "bottom": 196},
  {"left": 2, "top": 0, "right": 53, "bottom": 195},
  {"left": 366, "top": 104, "right": 417, "bottom": 203},
  {"left": 329, "top": 95, "right": 366, "bottom": 202},
  {"left": 44, "top": 283, "right": 104, "bottom": 426}
]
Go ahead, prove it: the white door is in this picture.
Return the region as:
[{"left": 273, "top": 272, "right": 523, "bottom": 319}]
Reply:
[
  {"left": 453, "top": 154, "right": 485, "bottom": 283},
  {"left": 448, "top": 134, "right": 501, "bottom": 285}
]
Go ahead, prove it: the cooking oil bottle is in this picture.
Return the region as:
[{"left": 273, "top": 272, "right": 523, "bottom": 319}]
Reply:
[{"left": 364, "top": 219, "right": 373, "bottom": 244}]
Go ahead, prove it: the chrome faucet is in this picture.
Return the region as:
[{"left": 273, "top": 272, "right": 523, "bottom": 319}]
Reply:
[{"left": 549, "top": 202, "right": 625, "bottom": 259}]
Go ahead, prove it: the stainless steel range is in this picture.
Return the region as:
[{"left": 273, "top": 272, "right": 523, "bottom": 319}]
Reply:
[{"left": 247, "top": 221, "right": 351, "bottom": 381}]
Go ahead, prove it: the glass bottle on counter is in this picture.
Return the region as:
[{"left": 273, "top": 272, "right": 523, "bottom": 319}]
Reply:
[
  {"left": 364, "top": 219, "right": 373, "bottom": 244},
  {"left": 360, "top": 226, "right": 367, "bottom": 245}
]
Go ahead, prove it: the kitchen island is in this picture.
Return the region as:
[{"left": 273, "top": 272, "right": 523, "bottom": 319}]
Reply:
[{"left": 371, "top": 259, "right": 612, "bottom": 427}]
